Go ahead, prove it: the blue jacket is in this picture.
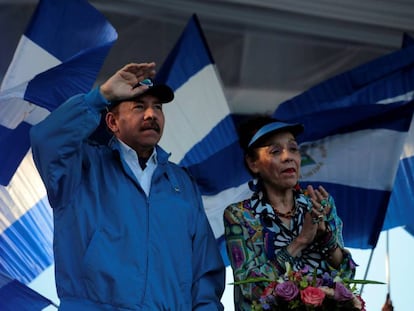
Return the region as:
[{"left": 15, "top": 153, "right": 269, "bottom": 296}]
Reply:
[{"left": 30, "top": 88, "right": 225, "bottom": 311}]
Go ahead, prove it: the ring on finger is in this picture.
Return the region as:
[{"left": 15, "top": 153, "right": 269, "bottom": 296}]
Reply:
[
  {"left": 312, "top": 217, "right": 319, "bottom": 224},
  {"left": 318, "top": 214, "right": 324, "bottom": 221},
  {"left": 318, "top": 207, "right": 324, "bottom": 213},
  {"left": 320, "top": 199, "right": 328, "bottom": 207}
]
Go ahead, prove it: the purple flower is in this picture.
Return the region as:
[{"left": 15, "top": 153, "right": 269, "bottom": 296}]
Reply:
[
  {"left": 275, "top": 280, "right": 299, "bottom": 301},
  {"left": 322, "top": 272, "right": 334, "bottom": 287},
  {"left": 301, "top": 265, "right": 311, "bottom": 274},
  {"left": 259, "top": 298, "right": 273, "bottom": 310},
  {"left": 314, "top": 278, "right": 323, "bottom": 287},
  {"left": 334, "top": 282, "right": 354, "bottom": 302}
]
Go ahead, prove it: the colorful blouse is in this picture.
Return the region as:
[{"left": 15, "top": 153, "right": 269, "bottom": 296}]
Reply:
[{"left": 223, "top": 188, "right": 356, "bottom": 311}]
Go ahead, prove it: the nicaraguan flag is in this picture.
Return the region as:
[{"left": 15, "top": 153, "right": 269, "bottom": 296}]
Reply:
[
  {"left": 0, "top": 0, "right": 117, "bottom": 291},
  {"left": 0, "top": 0, "right": 117, "bottom": 186},
  {"left": 274, "top": 34, "right": 414, "bottom": 249},
  {"left": 156, "top": 15, "right": 250, "bottom": 262},
  {"left": 383, "top": 34, "right": 414, "bottom": 235}
]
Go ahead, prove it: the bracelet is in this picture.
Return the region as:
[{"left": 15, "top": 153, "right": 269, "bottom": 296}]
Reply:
[
  {"left": 276, "top": 247, "right": 295, "bottom": 268},
  {"left": 321, "top": 243, "right": 339, "bottom": 260},
  {"left": 315, "top": 228, "right": 338, "bottom": 259}
]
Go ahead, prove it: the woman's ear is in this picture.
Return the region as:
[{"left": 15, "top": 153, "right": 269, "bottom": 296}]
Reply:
[{"left": 245, "top": 154, "right": 259, "bottom": 174}]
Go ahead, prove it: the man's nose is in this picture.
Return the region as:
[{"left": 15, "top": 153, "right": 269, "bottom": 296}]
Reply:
[{"left": 143, "top": 107, "right": 156, "bottom": 119}]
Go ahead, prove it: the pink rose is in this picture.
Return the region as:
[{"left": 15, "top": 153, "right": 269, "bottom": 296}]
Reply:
[
  {"left": 274, "top": 281, "right": 299, "bottom": 301},
  {"left": 334, "top": 282, "right": 354, "bottom": 302},
  {"left": 300, "top": 286, "right": 325, "bottom": 307}
]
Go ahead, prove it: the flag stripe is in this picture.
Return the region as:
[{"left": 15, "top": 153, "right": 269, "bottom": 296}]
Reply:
[
  {"left": 202, "top": 182, "right": 252, "bottom": 239},
  {"left": 0, "top": 124, "right": 32, "bottom": 186},
  {"left": 183, "top": 138, "right": 248, "bottom": 194},
  {"left": 0, "top": 36, "right": 60, "bottom": 92},
  {"left": 155, "top": 15, "right": 239, "bottom": 262},
  {"left": 0, "top": 272, "right": 52, "bottom": 310},
  {"left": 300, "top": 128, "right": 406, "bottom": 190},
  {"left": 384, "top": 115, "right": 414, "bottom": 230},
  {"left": 155, "top": 14, "right": 213, "bottom": 90},
  {"left": 160, "top": 65, "right": 234, "bottom": 163},
  {"left": 0, "top": 152, "right": 46, "bottom": 231},
  {"left": 0, "top": 0, "right": 117, "bottom": 186},
  {"left": 0, "top": 0, "right": 117, "bottom": 295},
  {"left": 0, "top": 199, "right": 53, "bottom": 284},
  {"left": 274, "top": 34, "right": 414, "bottom": 249},
  {"left": 25, "top": 0, "right": 116, "bottom": 61},
  {"left": 276, "top": 43, "right": 414, "bottom": 117}
]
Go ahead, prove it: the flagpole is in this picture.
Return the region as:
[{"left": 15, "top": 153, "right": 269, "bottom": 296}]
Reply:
[
  {"left": 385, "top": 230, "right": 391, "bottom": 295},
  {"left": 360, "top": 247, "right": 375, "bottom": 294}
]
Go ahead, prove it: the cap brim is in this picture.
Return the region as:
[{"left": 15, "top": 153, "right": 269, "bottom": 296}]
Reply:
[
  {"left": 248, "top": 122, "right": 304, "bottom": 148},
  {"left": 109, "top": 84, "right": 174, "bottom": 108},
  {"left": 141, "top": 84, "right": 174, "bottom": 104}
]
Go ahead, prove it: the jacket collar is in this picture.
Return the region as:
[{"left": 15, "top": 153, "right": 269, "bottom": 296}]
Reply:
[{"left": 108, "top": 137, "right": 171, "bottom": 165}]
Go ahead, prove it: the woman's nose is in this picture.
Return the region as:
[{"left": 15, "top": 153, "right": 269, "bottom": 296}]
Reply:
[{"left": 281, "top": 148, "right": 293, "bottom": 161}]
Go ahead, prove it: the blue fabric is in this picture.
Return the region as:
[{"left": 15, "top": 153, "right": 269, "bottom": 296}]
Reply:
[
  {"left": 156, "top": 14, "right": 214, "bottom": 90},
  {"left": 0, "top": 197, "right": 53, "bottom": 284},
  {"left": 274, "top": 35, "right": 414, "bottom": 249},
  {"left": 383, "top": 34, "right": 414, "bottom": 234},
  {"left": 153, "top": 14, "right": 241, "bottom": 266},
  {"left": 30, "top": 88, "right": 225, "bottom": 310},
  {"left": 0, "top": 273, "right": 52, "bottom": 311},
  {"left": 0, "top": 0, "right": 117, "bottom": 185},
  {"left": 25, "top": 0, "right": 117, "bottom": 60}
]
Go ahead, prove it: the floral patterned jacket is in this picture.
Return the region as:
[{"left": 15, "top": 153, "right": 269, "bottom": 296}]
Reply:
[{"left": 223, "top": 188, "right": 356, "bottom": 311}]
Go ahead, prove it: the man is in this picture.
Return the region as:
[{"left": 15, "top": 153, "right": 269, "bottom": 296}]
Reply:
[{"left": 30, "top": 62, "right": 225, "bottom": 310}]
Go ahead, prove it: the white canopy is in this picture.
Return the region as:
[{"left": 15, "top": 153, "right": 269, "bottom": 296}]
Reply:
[{"left": 1, "top": 0, "right": 413, "bottom": 114}]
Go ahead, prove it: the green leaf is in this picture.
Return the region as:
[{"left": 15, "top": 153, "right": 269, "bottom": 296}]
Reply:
[
  {"left": 230, "top": 277, "right": 273, "bottom": 285},
  {"left": 343, "top": 278, "right": 385, "bottom": 285}
]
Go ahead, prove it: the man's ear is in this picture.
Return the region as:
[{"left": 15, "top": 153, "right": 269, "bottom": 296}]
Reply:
[{"left": 105, "top": 112, "right": 118, "bottom": 133}]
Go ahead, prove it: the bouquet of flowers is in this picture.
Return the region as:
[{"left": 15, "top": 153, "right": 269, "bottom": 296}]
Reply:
[{"left": 235, "top": 263, "right": 383, "bottom": 311}]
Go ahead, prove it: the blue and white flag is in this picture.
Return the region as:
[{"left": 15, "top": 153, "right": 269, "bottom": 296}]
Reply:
[
  {"left": 382, "top": 34, "right": 414, "bottom": 235},
  {"left": 274, "top": 35, "right": 414, "bottom": 249},
  {"left": 385, "top": 114, "right": 414, "bottom": 235},
  {"left": 0, "top": 0, "right": 117, "bottom": 288},
  {"left": 0, "top": 0, "right": 117, "bottom": 186},
  {"left": 156, "top": 15, "right": 250, "bottom": 262}
]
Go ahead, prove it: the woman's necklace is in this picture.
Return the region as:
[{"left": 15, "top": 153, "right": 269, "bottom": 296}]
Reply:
[{"left": 272, "top": 202, "right": 297, "bottom": 219}]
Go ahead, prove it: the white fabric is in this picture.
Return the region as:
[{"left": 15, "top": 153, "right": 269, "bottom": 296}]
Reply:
[
  {"left": 0, "top": 35, "right": 58, "bottom": 129},
  {"left": 160, "top": 64, "right": 230, "bottom": 163},
  {"left": 300, "top": 128, "right": 405, "bottom": 190}
]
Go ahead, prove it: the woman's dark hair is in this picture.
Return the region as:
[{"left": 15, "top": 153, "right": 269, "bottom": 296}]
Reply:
[
  {"left": 238, "top": 115, "right": 278, "bottom": 155},
  {"left": 237, "top": 115, "right": 277, "bottom": 176}
]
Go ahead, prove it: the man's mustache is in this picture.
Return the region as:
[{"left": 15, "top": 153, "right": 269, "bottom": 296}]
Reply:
[{"left": 141, "top": 120, "right": 160, "bottom": 133}]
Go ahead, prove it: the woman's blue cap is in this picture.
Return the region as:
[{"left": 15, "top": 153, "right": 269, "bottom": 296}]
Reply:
[{"left": 247, "top": 121, "right": 304, "bottom": 148}]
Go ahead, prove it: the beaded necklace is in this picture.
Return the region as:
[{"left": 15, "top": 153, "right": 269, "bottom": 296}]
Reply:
[{"left": 272, "top": 202, "right": 297, "bottom": 219}]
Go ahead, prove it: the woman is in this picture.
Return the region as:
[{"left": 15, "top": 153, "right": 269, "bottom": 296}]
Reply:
[{"left": 224, "top": 116, "right": 356, "bottom": 310}]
